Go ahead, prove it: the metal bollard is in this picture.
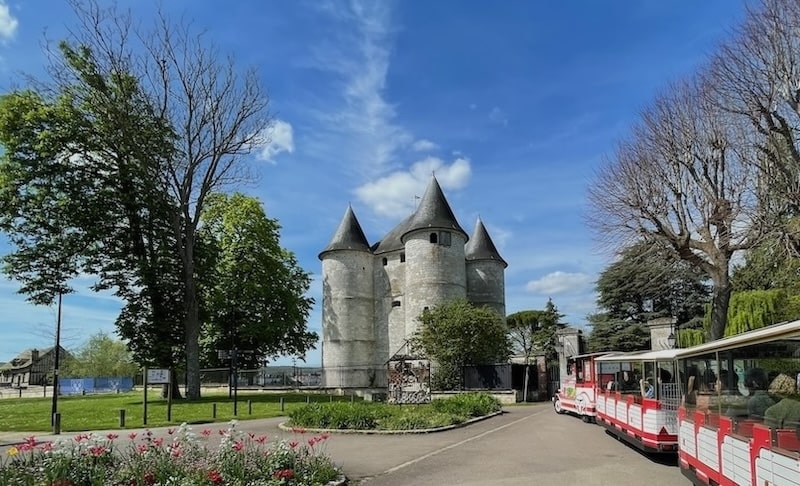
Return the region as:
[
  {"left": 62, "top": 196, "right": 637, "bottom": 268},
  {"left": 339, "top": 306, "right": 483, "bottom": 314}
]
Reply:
[
  {"left": 280, "top": 397, "right": 284, "bottom": 412},
  {"left": 248, "top": 400, "right": 252, "bottom": 415},
  {"left": 330, "top": 395, "right": 333, "bottom": 402},
  {"left": 212, "top": 403, "right": 217, "bottom": 419},
  {"left": 351, "top": 394, "right": 355, "bottom": 403},
  {"left": 53, "top": 412, "right": 61, "bottom": 435},
  {"left": 119, "top": 409, "right": 126, "bottom": 428},
  {"left": 306, "top": 395, "right": 310, "bottom": 404}
]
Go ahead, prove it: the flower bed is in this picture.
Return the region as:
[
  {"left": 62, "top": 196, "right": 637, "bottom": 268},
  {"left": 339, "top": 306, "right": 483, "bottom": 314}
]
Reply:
[{"left": 0, "top": 421, "right": 343, "bottom": 485}]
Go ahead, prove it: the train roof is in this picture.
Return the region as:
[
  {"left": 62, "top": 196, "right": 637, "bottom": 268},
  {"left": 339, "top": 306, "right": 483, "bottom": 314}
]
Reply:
[
  {"left": 675, "top": 319, "right": 800, "bottom": 357},
  {"left": 567, "top": 352, "right": 613, "bottom": 360},
  {"left": 594, "top": 348, "right": 682, "bottom": 362}
]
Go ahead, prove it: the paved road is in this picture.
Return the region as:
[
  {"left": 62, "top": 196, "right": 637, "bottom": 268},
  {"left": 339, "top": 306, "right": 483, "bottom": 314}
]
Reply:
[{"left": 0, "top": 404, "right": 688, "bottom": 485}]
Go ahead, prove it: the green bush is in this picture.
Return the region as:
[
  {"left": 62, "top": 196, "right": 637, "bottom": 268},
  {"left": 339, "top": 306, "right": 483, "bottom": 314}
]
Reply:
[
  {"left": 288, "top": 402, "right": 388, "bottom": 430},
  {"left": 431, "top": 392, "right": 501, "bottom": 417},
  {"left": 287, "top": 392, "right": 501, "bottom": 431},
  {"left": 379, "top": 410, "right": 456, "bottom": 430}
]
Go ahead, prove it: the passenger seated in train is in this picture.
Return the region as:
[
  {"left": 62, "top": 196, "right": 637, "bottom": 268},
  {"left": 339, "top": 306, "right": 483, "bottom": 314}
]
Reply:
[
  {"left": 620, "top": 371, "right": 638, "bottom": 392},
  {"left": 719, "top": 371, "right": 748, "bottom": 417},
  {"left": 744, "top": 368, "right": 773, "bottom": 420},
  {"left": 763, "top": 373, "right": 800, "bottom": 430},
  {"left": 640, "top": 378, "right": 655, "bottom": 399}
]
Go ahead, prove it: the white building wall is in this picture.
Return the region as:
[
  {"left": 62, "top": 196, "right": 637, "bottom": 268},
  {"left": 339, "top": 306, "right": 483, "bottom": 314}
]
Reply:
[
  {"left": 466, "top": 260, "right": 505, "bottom": 317},
  {"left": 403, "top": 230, "right": 467, "bottom": 340},
  {"left": 321, "top": 252, "right": 374, "bottom": 387}
]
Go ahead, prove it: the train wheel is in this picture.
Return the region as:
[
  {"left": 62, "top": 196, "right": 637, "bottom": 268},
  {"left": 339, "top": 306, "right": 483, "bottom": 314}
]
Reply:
[
  {"left": 553, "top": 398, "right": 565, "bottom": 414},
  {"left": 582, "top": 414, "right": 591, "bottom": 423}
]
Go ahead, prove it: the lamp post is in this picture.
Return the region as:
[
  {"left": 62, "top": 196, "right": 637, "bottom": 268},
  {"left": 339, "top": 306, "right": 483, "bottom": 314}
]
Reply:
[
  {"left": 50, "top": 291, "right": 62, "bottom": 432},
  {"left": 667, "top": 320, "right": 678, "bottom": 349}
]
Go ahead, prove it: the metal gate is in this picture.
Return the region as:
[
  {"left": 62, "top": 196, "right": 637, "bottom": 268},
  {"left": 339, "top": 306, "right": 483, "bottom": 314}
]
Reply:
[{"left": 660, "top": 382, "right": 680, "bottom": 431}]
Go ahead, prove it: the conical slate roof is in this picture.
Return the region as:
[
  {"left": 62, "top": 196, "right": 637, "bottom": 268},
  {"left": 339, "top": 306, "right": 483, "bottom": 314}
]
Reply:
[
  {"left": 465, "top": 218, "right": 507, "bottom": 268},
  {"left": 319, "top": 206, "right": 371, "bottom": 259},
  {"left": 400, "top": 176, "right": 467, "bottom": 243}
]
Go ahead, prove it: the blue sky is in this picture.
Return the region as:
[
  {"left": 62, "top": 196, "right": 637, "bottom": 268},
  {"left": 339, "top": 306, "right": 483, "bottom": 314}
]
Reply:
[{"left": 0, "top": 0, "right": 748, "bottom": 366}]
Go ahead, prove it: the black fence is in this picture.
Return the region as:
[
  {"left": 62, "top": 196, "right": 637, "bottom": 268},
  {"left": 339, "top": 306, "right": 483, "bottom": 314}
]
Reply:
[{"left": 462, "top": 364, "right": 513, "bottom": 390}]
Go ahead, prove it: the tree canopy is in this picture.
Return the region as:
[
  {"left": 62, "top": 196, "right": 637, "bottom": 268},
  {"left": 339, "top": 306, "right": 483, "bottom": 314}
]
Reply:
[
  {"left": 198, "top": 193, "right": 317, "bottom": 369},
  {"left": 61, "top": 332, "right": 140, "bottom": 378},
  {"left": 0, "top": 1, "right": 273, "bottom": 399},
  {"left": 412, "top": 299, "right": 510, "bottom": 390}
]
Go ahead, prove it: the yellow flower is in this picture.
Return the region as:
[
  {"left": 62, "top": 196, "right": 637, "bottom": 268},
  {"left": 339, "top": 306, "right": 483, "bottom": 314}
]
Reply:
[{"left": 7, "top": 446, "right": 18, "bottom": 456}]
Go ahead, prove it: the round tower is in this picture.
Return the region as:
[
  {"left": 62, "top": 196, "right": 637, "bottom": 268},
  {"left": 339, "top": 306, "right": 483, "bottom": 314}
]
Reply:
[
  {"left": 401, "top": 177, "right": 468, "bottom": 340},
  {"left": 465, "top": 218, "right": 507, "bottom": 318},
  {"left": 319, "top": 206, "right": 375, "bottom": 388}
]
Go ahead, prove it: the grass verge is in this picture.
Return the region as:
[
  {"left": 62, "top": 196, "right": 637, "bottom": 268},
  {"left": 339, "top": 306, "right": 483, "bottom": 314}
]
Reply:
[{"left": 0, "top": 391, "right": 358, "bottom": 432}]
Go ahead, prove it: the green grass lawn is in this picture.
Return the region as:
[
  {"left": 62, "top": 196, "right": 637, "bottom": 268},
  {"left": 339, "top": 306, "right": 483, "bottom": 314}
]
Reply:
[{"left": 0, "top": 391, "right": 357, "bottom": 432}]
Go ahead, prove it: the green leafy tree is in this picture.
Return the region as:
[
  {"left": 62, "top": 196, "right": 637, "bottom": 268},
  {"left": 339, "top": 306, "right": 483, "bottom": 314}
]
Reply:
[
  {"left": 596, "top": 241, "right": 710, "bottom": 327},
  {"left": 61, "top": 332, "right": 140, "bottom": 378},
  {"left": 0, "top": 1, "right": 271, "bottom": 399},
  {"left": 198, "top": 193, "right": 317, "bottom": 369},
  {"left": 507, "top": 301, "right": 563, "bottom": 401},
  {"left": 586, "top": 313, "right": 650, "bottom": 352},
  {"left": 589, "top": 240, "right": 710, "bottom": 349},
  {"left": 412, "top": 299, "right": 511, "bottom": 390},
  {"left": 731, "top": 237, "right": 800, "bottom": 294}
]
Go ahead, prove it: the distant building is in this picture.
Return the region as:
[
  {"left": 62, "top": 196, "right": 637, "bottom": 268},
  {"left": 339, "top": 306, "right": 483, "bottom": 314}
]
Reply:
[
  {"left": 319, "top": 176, "right": 507, "bottom": 388},
  {"left": 0, "top": 346, "right": 70, "bottom": 387}
]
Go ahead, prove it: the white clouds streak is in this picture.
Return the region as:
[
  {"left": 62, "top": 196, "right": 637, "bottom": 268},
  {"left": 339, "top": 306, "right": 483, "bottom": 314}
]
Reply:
[
  {"left": 525, "top": 271, "right": 594, "bottom": 295},
  {"left": 0, "top": 1, "right": 17, "bottom": 42},
  {"left": 355, "top": 157, "right": 471, "bottom": 217},
  {"left": 310, "top": 1, "right": 410, "bottom": 176}
]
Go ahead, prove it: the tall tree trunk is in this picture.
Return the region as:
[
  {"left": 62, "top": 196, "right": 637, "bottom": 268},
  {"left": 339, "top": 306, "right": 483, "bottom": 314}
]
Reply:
[
  {"left": 523, "top": 364, "right": 530, "bottom": 402},
  {"left": 708, "top": 269, "right": 732, "bottom": 340},
  {"left": 182, "top": 227, "right": 201, "bottom": 400}
]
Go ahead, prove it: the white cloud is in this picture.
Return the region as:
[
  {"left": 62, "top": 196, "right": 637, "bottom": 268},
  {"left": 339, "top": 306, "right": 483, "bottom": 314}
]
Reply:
[
  {"left": 256, "top": 119, "right": 295, "bottom": 163},
  {"left": 355, "top": 157, "right": 471, "bottom": 217},
  {"left": 525, "top": 271, "right": 594, "bottom": 295},
  {"left": 411, "top": 139, "right": 438, "bottom": 152},
  {"left": 489, "top": 106, "right": 508, "bottom": 126},
  {"left": 0, "top": 1, "right": 18, "bottom": 42}
]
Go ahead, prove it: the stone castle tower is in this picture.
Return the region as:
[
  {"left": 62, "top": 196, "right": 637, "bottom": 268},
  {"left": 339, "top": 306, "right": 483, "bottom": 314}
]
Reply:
[{"left": 319, "top": 176, "right": 507, "bottom": 388}]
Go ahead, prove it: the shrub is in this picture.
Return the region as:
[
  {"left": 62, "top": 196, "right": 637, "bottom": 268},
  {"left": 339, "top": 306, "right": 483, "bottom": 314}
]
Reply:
[
  {"left": 431, "top": 392, "right": 502, "bottom": 417},
  {"left": 288, "top": 392, "right": 501, "bottom": 431},
  {"left": 288, "top": 402, "right": 389, "bottom": 430}
]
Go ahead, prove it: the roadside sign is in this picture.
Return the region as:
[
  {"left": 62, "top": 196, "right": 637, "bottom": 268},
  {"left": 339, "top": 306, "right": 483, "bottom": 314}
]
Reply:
[{"left": 147, "top": 368, "right": 170, "bottom": 384}]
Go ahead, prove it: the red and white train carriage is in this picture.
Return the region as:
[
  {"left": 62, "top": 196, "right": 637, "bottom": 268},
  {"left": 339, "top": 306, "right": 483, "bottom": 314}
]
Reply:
[
  {"left": 594, "top": 349, "right": 681, "bottom": 453},
  {"left": 676, "top": 320, "right": 800, "bottom": 486},
  {"left": 553, "top": 352, "right": 609, "bottom": 422}
]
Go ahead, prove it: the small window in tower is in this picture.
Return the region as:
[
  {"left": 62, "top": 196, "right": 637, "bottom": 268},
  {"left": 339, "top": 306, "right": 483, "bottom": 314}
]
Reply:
[
  {"left": 382, "top": 257, "right": 388, "bottom": 266},
  {"left": 439, "top": 231, "right": 451, "bottom": 247},
  {"left": 400, "top": 253, "right": 406, "bottom": 263},
  {"left": 392, "top": 300, "right": 401, "bottom": 307},
  {"left": 429, "top": 233, "right": 438, "bottom": 244}
]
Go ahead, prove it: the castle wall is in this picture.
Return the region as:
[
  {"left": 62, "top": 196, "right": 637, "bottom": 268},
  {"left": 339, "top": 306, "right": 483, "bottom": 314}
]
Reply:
[
  {"left": 321, "top": 252, "right": 374, "bottom": 387},
  {"left": 373, "top": 250, "right": 406, "bottom": 363},
  {"left": 466, "top": 260, "right": 506, "bottom": 318},
  {"left": 403, "top": 230, "right": 467, "bottom": 340}
]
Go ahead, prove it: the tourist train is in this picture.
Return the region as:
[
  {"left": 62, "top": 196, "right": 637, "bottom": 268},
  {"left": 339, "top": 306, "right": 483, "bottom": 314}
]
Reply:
[{"left": 553, "top": 319, "right": 800, "bottom": 485}]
